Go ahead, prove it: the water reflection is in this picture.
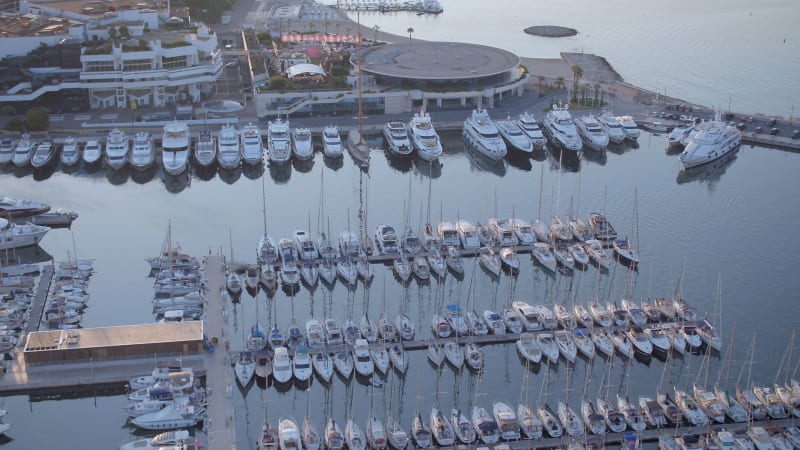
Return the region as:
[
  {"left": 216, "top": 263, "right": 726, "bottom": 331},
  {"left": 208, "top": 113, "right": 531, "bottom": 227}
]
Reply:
[
  {"left": 384, "top": 151, "right": 413, "bottom": 173},
  {"left": 292, "top": 158, "right": 315, "bottom": 174},
  {"left": 412, "top": 156, "right": 442, "bottom": 179},
  {"left": 32, "top": 163, "right": 59, "bottom": 181},
  {"left": 464, "top": 144, "right": 506, "bottom": 177},
  {"left": 131, "top": 166, "right": 159, "bottom": 184},
  {"left": 676, "top": 148, "right": 739, "bottom": 186},
  {"left": 162, "top": 171, "right": 191, "bottom": 193},
  {"left": 243, "top": 162, "right": 265, "bottom": 180},
  {"left": 546, "top": 145, "right": 581, "bottom": 172},
  {"left": 0, "top": 245, "right": 52, "bottom": 265},
  {"left": 219, "top": 166, "right": 243, "bottom": 185},
  {"left": 193, "top": 164, "right": 217, "bottom": 182},
  {"left": 106, "top": 166, "right": 130, "bottom": 186},
  {"left": 581, "top": 148, "right": 608, "bottom": 166},
  {"left": 323, "top": 155, "right": 344, "bottom": 171},
  {"left": 504, "top": 150, "right": 533, "bottom": 172},
  {"left": 268, "top": 163, "right": 292, "bottom": 184}
]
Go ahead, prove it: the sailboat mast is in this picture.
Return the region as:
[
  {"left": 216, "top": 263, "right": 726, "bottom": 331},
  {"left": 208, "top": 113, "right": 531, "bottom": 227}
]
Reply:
[{"left": 356, "top": 10, "right": 364, "bottom": 144}]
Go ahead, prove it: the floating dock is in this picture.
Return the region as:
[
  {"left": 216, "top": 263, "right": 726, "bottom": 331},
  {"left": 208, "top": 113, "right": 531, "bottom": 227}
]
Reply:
[{"left": 26, "top": 264, "right": 53, "bottom": 333}]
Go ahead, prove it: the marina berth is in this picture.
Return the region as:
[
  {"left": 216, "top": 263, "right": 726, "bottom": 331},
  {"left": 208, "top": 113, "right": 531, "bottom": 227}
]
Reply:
[
  {"left": 408, "top": 109, "right": 443, "bottom": 161},
  {"left": 161, "top": 122, "right": 190, "bottom": 176},
  {"left": 130, "top": 132, "right": 155, "bottom": 170},
  {"left": 516, "top": 112, "right": 547, "bottom": 149},
  {"left": 492, "top": 401, "right": 521, "bottom": 441},
  {"left": 322, "top": 125, "right": 343, "bottom": 158},
  {"left": 542, "top": 104, "right": 582, "bottom": 153},
  {"left": 104, "top": 128, "right": 130, "bottom": 170},
  {"left": 267, "top": 118, "right": 292, "bottom": 164},
  {"left": 383, "top": 121, "right": 412, "bottom": 156},
  {"left": 240, "top": 123, "right": 265, "bottom": 165}
]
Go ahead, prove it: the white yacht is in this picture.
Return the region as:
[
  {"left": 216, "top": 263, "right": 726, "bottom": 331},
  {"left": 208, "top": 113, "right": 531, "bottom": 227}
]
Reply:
[
  {"left": 217, "top": 123, "right": 241, "bottom": 169},
  {"left": 267, "top": 117, "right": 291, "bottom": 164},
  {"left": 322, "top": 125, "right": 343, "bottom": 158},
  {"left": 516, "top": 112, "right": 547, "bottom": 149},
  {"left": 278, "top": 238, "right": 301, "bottom": 287},
  {"left": 241, "top": 123, "right": 265, "bottom": 165},
  {"left": 130, "top": 400, "right": 204, "bottom": 430},
  {"left": 471, "top": 406, "right": 500, "bottom": 444},
  {"left": 105, "top": 128, "right": 130, "bottom": 170},
  {"left": 455, "top": 220, "right": 480, "bottom": 249},
  {"left": 493, "top": 401, "right": 521, "bottom": 441},
  {"left": 679, "top": 115, "right": 741, "bottom": 169},
  {"left": 615, "top": 115, "right": 641, "bottom": 140},
  {"left": 11, "top": 133, "right": 35, "bottom": 167},
  {"left": 532, "top": 242, "right": 557, "bottom": 272},
  {"left": 596, "top": 111, "right": 627, "bottom": 144},
  {"left": 234, "top": 351, "right": 256, "bottom": 386},
  {"left": 542, "top": 104, "right": 582, "bottom": 153},
  {"left": 0, "top": 137, "right": 14, "bottom": 165},
  {"left": 667, "top": 120, "right": 699, "bottom": 148},
  {"left": 374, "top": 224, "right": 399, "bottom": 255},
  {"left": 292, "top": 345, "right": 313, "bottom": 382},
  {"left": 272, "top": 346, "right": 293, "bottom": 384},
  {"left": 516, "top": 332, "right": 543, "bottom": 364},
  {"left": 294, "top": 229, "right": 319, "bottom": 261},
  {"left": 510, "top": 218, "right": 536, "bottom": 245},
  {"left": 161, "top": 122, "right": 190, "bottom": 175},
  {"left": 575, "top": 115, "right": 610, "bottom": 151},
  {"left": 193, "top": 129, "right": 216, "bottom": 168},
  {"left": 463, "top": 108, "right": 507, "bottom": 160},
  {"left": 353, "top": 338, "right": 374, "bottom": 376},
  {"left": 82, "top": 138, "right": 102, "bottom": 165},
  {"left": 383, "top": 121, "right": 412, "bottom": 156},
  {"left": 130, "top": 132, "right": 155, "bottom": 170},
  {"left": 119, "top": 430, "right": 197, "bottom": 450},
  {"left": 292, "top": 127, "right": 314, "bottom": 160},
  {"left": 495, "top": 116, "right": 533, "bottom": 153},
  {"left": 408, "top": 109, "right": 443, "bottom": 161},
  {"left": 0, "top": 218, "right": 49, "bottom": 250},
  {"left": 60, "top": 136, "right": 80, "bottom": 166},
  {"left": 30, "top": 140, "right": 55, "bottom": 168}
]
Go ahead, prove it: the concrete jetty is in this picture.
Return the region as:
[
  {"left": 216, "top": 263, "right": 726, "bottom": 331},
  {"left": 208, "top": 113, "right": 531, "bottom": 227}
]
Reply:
[{"left": 26, "top": 264, "right": 53, "bottom": 333}]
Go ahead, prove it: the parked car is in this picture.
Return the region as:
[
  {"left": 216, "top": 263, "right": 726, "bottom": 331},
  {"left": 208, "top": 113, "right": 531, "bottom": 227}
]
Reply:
[{"left": 770, "top": 128, "right": 780, "bottom": 135}]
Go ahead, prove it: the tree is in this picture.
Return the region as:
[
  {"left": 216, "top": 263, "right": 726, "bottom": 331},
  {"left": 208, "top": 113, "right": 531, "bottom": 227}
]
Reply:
[
  {"left": 555, "top": 76, "right": 565, "bottom": 91},
  {"left": 594, "top": 82, "right": 601, "bottom": 106},
  {"left": 407, "top": 27, "right": 414, "bottom": 42},
  {"left": 570, "top": 64, "right": 583, "bottom": 102},
  {"left": 25, "top": 107, "right": 49, "bottom": 131},
  {"left": 119, "top": 24, "right": 130, "bottom": 38},
  {"left": 373, "top": 24, "right": 380, "bottom": 42},
  {"left": 0, "top": 105, "right": 16, "bottom": 116},
  {"left": 538, "top": 75, "right": 545, "bottom": 88},
  {"left": 308, "top": 22, "right": 315, "bottom": 34},
  {"left": 108, "top": 26, "right": 118, "bottom": 40},
  {"left": 323, "top": 20, "right": 330, "bottom": 35}
]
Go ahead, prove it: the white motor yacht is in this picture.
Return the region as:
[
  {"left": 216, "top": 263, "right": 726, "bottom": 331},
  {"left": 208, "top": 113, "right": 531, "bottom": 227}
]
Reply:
[
  {"left": 130, "top": 132, "right": 155, "bottom": 170},
  {"left": 463, "top": 108, "right": 507, "bottom": 160},
  {"left": 322, "top": 125, "right": 343, "bottom": 158},
  {"left": 294, "top": 229, "right": 319, "bottom": 262},
  {"left": 488, "top": 218, "right": 517, "bottom": 246},
  {"left": 104, "top": 128, "right": 130, "bottom": 170},
  {"left": 305, "top": 318, "right": 324, "bottom": 348},
  {"left": 278, "top": 238, "right": 301, "bottom": 287},
  {"left": 509, "top": 218, "right": 535, "bottom": 245},
  {"left": 279, "top": 418, "right": 302, "bottom": 450},
  {"left": 267, "top": 117, "right": 291, "bottom": 164},
  {"left": 11, "top": 133, "right": 34, "bottom": 167},
  {"left": 615, "top": 115, "right": 641, "bottom": 140},
  {"left": 493, "top": 401, "right": 521, "bottom": 441},
  {"left": 0, "top": 218, "right": 49, "bottom": 250},
  {"left": 516, "top": 332, "right": 542, "bottom": 364},
  {"left": 471, "top": 406, "right": 501, "bottom": 444},
  {"left": 437, "top": 221, "right": 460, "bottom": 246},
  {"left": 30, "top": 140, "right": 56, "bottom": 168},
  {"left": 82, "top": 138, "right": 102, "bottom": 165},
  {"left": 217, "top": 123, "right": 241, "bottom": 169},
  {"left": 59, "top": 136, "right": 81, "bottom": 166},
  {"left": 639, "top": 395, "right": 668, "bottom": 428},
  {"left": 292, "top": 126, "right": 314, "bottom": 160},
  {"left": 272, "top": 346, "right": 292, "bottom": 384},
  {"left": 119, "top": 430, "right": 197, "bottom": 450},
  {"left": 408, "top": 109, "right": 443, "bottom": 161},
  {"left": 483, "top": 309, "right": 505, "bottom": 335},
  {"left": 511, "top": 301, "right": 542, "bottom": 332},
  {"left": 575, "top": 115, "right": 610, "bottom": 151},
  {"left": 194, "top": 129, "right": 216, "bottom": 168},
  {"left": 693, "top": 385, "right": 727, "bottom": 423},
  {"left": 374, "top": 224, "right": 399, "bottom": 255},
  {"left": 292, "top": 345, "right": 313, "bottom": 382},
  {"left": 516, "top": 112, "right": 547, "bottom": 148},
  {"left": 161, "top": 122, "right": 190, "bottom": 175},
  {"left": 679, "top": 115, "right": 741, "bottom": 169},
  {"left": 495, "top": 116, "right": 533, "bottom": 153},
  {"left": 323, "top": 318, "right": 344, "bottom": 346},
  {"left": 542, "top": 104, "right": 582, "bottom": 153},
  {"left": 383, "top": 121, "right": 412, "bottom": 156},
  {"left": 130, "top": 399, "right": 203, "bottom": 430},
  {"left": 240, "top": 122, "right": 265, "bottom": 165},
  {"left": 0, "top": 137, "right": 15, "bottom": 165},
  {"left": 455, "top": 220, "right": 480, "bottom": 249},
  {"left": 596, "top": 111, "right": 627, "bottom": 144}
]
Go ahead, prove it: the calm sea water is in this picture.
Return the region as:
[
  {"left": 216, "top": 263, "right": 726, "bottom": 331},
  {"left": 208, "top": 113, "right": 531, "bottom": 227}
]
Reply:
[
  {"left": 1, "top": 128, "right": 799, "bottom": 448},
  {"left": 345, "top": 0, "right": 800, "bottom": 118}
]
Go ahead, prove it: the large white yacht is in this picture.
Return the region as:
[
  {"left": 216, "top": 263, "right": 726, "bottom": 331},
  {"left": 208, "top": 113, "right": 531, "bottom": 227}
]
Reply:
[
  {"left": 82, "top": 138, "right": 102, "bottom": 165},
  {"left": 495, "top": 116, "right": 533, "bottom": 153},
  {"left": 130, "top": 131, "right": 155, "bottom": 170},
  {"left": 679, "top": 115, "right": 741, "bottom": 169},
  {"left": 383, "top": 121, "right": 412, "bottom": 156},
  {"left": 0, "top": 196, "right": 50, "bottom": 218},
  {"left": 596, "top": 111, "right": 627, "bottom": 144},
  {"left": 615, "top": 115, "right": 641, "bottom": 140},
  {"left": 119, "top": 430, "right": 198, "bottom": 450},
  {"left": 408, "top": 109, "right": 443, "bottom": 161},
  {"left": 130, "top": 400, "right": 204, "bottom": 430},
  {"left": 11, "top": 133, "right": 34, "bottom": 167},
  {"left": 0, "top": 137, "right": 14, "bottom": 165},
  {"left": 542, "top": 104, "right": 582, "bottom": 153},
  {"left": 161, "top": 122, "right": 190, "bottom": 175},
  {"left": 194, "top": 129, "right": 216, "bottom": 167},
  {"left": 455, "top": 220, "right": 480, "bottom": 249},
  {"left": 60, "top": 136, "right": 80, "bottom": 166},
  {"left": 217, "top": 123, "right": 241, "bottom": 169},
  {"left": 516, "top": 112, "right": 547, "bottom": 149},
  {"left": 267, "top": 118, "right": 291, "bottom": 164},
  {"left": 292, "top": 127, "right": 314, "bottom": 160},
  {"left": 463, "top": 108, "right": 507, "bottom": 160},
  {"left": 322, "top": 125, "right": 343, "bottom": 158},
  {"left": 575, "top": 115, "right": 610, "bottom": 151},
  {"left": 241, "top": 123, "right": 265, "bottom": 165},
  {"left": 0, "top": 218, "right": 49, "bottom": 249},
  {"left": 105, "top": 128, "right": 130, "bottom": 170}
]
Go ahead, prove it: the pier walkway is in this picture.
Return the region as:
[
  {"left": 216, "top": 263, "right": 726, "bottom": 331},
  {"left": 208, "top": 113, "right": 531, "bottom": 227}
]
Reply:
[
  {"left": 26, "top": 264, "right": 53, "bottom": 333},
  {"left": 202, "top": 254, "right": 237, "bottom": 450}
]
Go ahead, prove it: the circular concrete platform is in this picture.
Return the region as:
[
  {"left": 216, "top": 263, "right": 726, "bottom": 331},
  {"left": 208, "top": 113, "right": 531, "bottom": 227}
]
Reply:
[{"left": 354, "top": 42, "right": 520, "bottom": 81}]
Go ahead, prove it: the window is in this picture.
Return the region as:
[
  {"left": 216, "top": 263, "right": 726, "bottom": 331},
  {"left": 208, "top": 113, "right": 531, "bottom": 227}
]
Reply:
[{"left": 162, "top": 55, "right": 188, "bottom": 70}]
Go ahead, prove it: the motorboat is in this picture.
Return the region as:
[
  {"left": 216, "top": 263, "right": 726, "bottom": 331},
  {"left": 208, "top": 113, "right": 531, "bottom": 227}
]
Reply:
[
  {"left": 747, "top": 426, "right": 776, "bottom": 450},
  {"left": 0, "top": 137, "right": 15, "bottom": 165},
  {"left": 466, "top": 310, "right": 489, "bottom": 336},
  {"left": 342, "top": 320, "right": 361, "bottom": 346},
  {"left": 119, "top": 430, "right": 197, "bottom": 450},
  {"left": 575, "top": 115, "right": 610, "bottom": 151},
  {"left": 682, "top": 323, "right": 704, "bottom": 349},
  {"left": 102, "top": 129, "right": 131, "bottom": 171},
  {"left": 611, "top": 330, "right": 634, "bottom": 359},
  {"left": 645, "top": 325, "right": 672, "bottom": 353},
  {"left": 292, "top": 345, "right": 312, "bottom": 382},
  {"left": 58, "top": 137, "right": 80, "bottom": 167},
  {"left": 516, "top": 403, "right": 542, "bottom": 440},
  {"left": 454, "top": 220, "right": 480, "bottom": 249},
  {"left": 430, "top": 408, "right": 455, "bottom": 446},
  {"left": 502, "top": 307, "right": 524, "bottom": 334},
  {"left": 536, "top": 333, "right": 560, "bottom": 363},
  {"left": 569, "top": 217, "right": 594, "bottom": 242},
  {"left": 412, "top": 411, "right": 433, "bottom": 448},
  {"left": 639, "top": 395, "right": 668, "bottom": 428},
  {"left": 278, "top": 238, "right": 301, "bottom": 287},
  {"left": 240, "top": 123, "right": 265, "bottom": 165},
  {"left": 464, "top": 343, "right": 483, "bottom": 371},
  {"left": 588, "top": 212, "right": 618, "bottom": 244},
  {"left": 472, "top": 406, "right": 501, "bottom": 444},
  {"left": 31, "top": 140, "right": 56, "bottom": 169},
  {"left": 499, "top": 247, "right": 520, "bottom": 272},
  {"left": 267, "top": 117, "right": 291, "bottom": 164},
  {"left": 323, "top": 318, "right": 343, "bottom": 346},
  {"left": 679, "top": 114, "right": 741, "bottom": 169},
  {"left": 130, "top": 131, "right": 155, "bottom": 170},
  {"left": 361, "top": 314, "right": 378, "bottom": 343},
  {"left": 542, "top": 104, "right": 582, "bottom": 153},
  {"left": 476, "top": 222, "right": 495, "bottom": 247},
  {"left": 321, "top": 125, "right": 343, "bottom": 158},
  {"left": 11, "top": 133, "right": 35, "bottom": 167},
  {"left": 617, "top": 395, "right": 647, "bottom": 431},
  {"left": 537, "top": 404, "right": 563, "bottom": 438},
  {"left": 333, "top": 351, "right": 354, "bottom": 379},
  {"left": 516, "top": 332, "right": 542, "bottom": 364},
  {"left": 553, "top": 304, "right": 576, "bottom": 329},
  {"left": 304, "top": 319, "right": 324, "bottom": 348},
  {"left": 193, "top": 129, "right": 216, "bottom": 168},
  {"left": 554, "top": 330, "right": 577, "bottom": 363},
  {"left": 627, "top": 327, "right": 653, "bottom": 356},
  {"left": 383, "top": 121, "right": 412, "bottom": 156},
  {"left": 674, "top": 388, "right": 709, "bottom": 426},
  {"left": 436, "top": 221, "right": 459, "bottom": 247},
  {"left": 292, "top": 126, "right": 314, "bottom": 161},
  {"left": 483, "top": 309, "right": 506, "bottom": 335},
  {"left": 408, "top": 109, "right": 443, "bottom": 161},
  {"left": 450, "top": 409, "right": 476, "bottom": 444},
  {"left": 130, "top": 400, "right": 204, "bottom": 430},
  {"left": 353, "top": 338, "right": 373, "bottom": 376},
  {"left": 573, "top": 328, "right": 596, "bottom": 359},
  {"left": 445, "top": 245, "right": 464, "bottom": 275},
  {"left": 508, "top": 218, "right": 535, "bottom": 245},
  {"left": 532, "top": 242, "right": 557, "bottom": 272},
  {"left": 596, "top": 397, "right": 627, "bottom": 433},
  {"left": 557, "top": 401, "right": 584, "bottom": 437},
  {"left": 492, "top": 401, "right": 520, "bottom": 441},
  {"left": 82, "top": 138, "right": 102, "bottom": 165},
  {"left": 272, "top": 346, "right": 292, "bottom": 384},
  {"left": 753, "top": 385, "right": 787, "bottom": 419},
  {"left": 580, "top": 400, "right": 606, "bottom": 435},
  {"left": 516, "top": 112, "right": 547, "bottom": 149},
  {"left": 621, "top": 298, "right": 648, "bottom": 326},
  {"left": 0, "top": 218, "right": 49, "bottom": 250},
  {"left": 495, "top": 115, "right": 533, "bottom": 153},
  {"left": 128, "top": 360, "right": 192, "bottom": 390},
  {"left": 395, "top": 314, "right": 415, "bottom": 341},
  {"left": 655, "top": 392, "right": 684, "bottom": 426},
  {"left": 443, "top": 341, "right": 464, "bottom": 368},
  {"left": 693, "top": 385, "right": 727, "bottom": 423},
  {"left": 279, "top": 418, "right": 302, "bottom": 450},
  {"left": 293, "top": 229, "right": 319, "bottom": 262},
  {"left": 615, "top": 115, "right": 641, "bottom": 140},
  {"left": 374, "top": 224, "right": 399, "bottom": 255},
  {"left": 488, "top": 218, "right": 517, "bottom": 246},
  {"left": 161, "top": 122, "right": 190, "bottom": 175},
  {"left": 217, "top": 123, "right": 241, "bottom": 169},
  {"left": 303, "top": 417, "right": 321, "bottom": 450},
  {"left": 597, "top": 111, "right": 627, "bottom": 144},
  {"left": 444, "top": 304, "right": 469, "bottom": 336},
  {"left": 325, "top": 419, "right": 345, "bottom": 450},
  {"left": 668, "top": 119, "right": 699, "bottom": 148},
  {"left": 388, "top": 343, "right": 408, "bottom": 373},
  {"left": 366, "top": 416, "right": 388, "bottom": 450},
  {"left": 234, "top": 351, "right": 256, "bottom": 386},
  {"left": 478, "top": 247, "right": 502, "bottom": 277},
  {"left": 532, "top": 304, "right": 556, "bottom": 331}
]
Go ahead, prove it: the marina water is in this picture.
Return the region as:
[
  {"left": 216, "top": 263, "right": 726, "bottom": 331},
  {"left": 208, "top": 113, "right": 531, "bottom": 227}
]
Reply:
[{"left": 1, "top": 129, "right": 799, "bottom": 447}]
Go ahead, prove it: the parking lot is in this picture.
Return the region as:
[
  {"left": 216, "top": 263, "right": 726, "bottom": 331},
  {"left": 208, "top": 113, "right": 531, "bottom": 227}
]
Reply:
[{"left": 650, "top": 107, "right": 799, "bottom": 140}]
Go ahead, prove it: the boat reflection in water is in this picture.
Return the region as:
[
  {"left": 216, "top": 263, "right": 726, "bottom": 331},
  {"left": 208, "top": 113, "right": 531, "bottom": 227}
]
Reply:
[
  {"left": 193, "top": 164, "right": 217, "bottom": 182},
  {"left": 243, "top": 161, "right": 265, "bottom": 180},
  {"left": 131, "top": 165, "right": 159, "bottom": 184},
  {"left": 676, "top": 148, "right": 739, "bottom": 186},
  {"left": 292, "top": 157, "right": 315, "bottom": 174},
  {"left": 162, "top": 170, "right": 191, "bottom": 194},
  {"left": 323, "top": 154, "right": 344, "bottom": 171},
  {"left": 385, "top": 150, "right": 413, "bottom": 173},
  {"left": 464, "top": 144, "right": 506, "bottom": 177},
  {"left": 218, "top": 166, "right": 242, "bottom": 185},
  {"left": 106, "top": 166, "right": 131, "bottom": 186},
  {"left": 0, "top": 244, "right": 53, "bottom": 265},
  {"left": 546, "top": 144, "right": 580, "bottom": 172},
  {"left": 581, "top": 147, "right": 608, "bottom": 166},
  {"left": 269, "top": 162, "right": 292, "bottom": 184},
  {"left": 504, "top": 150, "right": 533, "bottom": 172},
  {"left": 413, "top": 156, "right": 442, "bottom": 179}
]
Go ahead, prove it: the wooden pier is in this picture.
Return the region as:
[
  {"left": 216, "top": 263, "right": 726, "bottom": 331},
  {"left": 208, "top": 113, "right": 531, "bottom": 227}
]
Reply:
[{"left": 26, "top": 264, "right": 53, "bottom": 333}]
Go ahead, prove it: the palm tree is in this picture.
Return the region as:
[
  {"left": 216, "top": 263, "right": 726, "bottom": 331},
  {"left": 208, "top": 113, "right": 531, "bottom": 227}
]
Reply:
[
  {"left": 407, "top": 27, "right": 414, "bottom": 42},
  {"left": 308, "top": 22, "right": 316, "bottom": 34},
  {"left": 593, "top": 82, "right": 601, "bottom": 106},
  {"left": 555, "top": 76, "right": 565, "bottom": 91},
  {"left": 373, "top": 24, "right": 380, "bottom": 41},
  {"left": 570, "top": 65, "right": 583, "bottom": 102},
  {"left": 323, "top": 20, "right": 330, "bottom": 35}
]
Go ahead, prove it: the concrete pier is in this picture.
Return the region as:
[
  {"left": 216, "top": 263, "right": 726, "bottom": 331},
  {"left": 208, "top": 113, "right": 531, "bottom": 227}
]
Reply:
[
  {"left": 202, "top": 254, "right": 238, "bottom": 450},
  {"left": 26, "top": 264, "right": 53, "bottom": 333}
]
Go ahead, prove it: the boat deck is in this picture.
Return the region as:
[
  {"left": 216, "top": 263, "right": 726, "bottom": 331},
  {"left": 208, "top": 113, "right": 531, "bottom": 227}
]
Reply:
[{"left": 26, "top": 264, "right": 53, "bottom": 333}]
